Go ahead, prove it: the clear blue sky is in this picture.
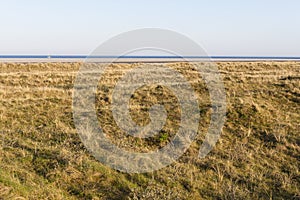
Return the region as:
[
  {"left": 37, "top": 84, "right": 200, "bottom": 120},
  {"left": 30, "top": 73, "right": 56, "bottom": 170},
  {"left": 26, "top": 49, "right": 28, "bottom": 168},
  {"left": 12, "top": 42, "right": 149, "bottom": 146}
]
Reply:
[{"left": 1, "top": 0, "right": 299, "bottom": 56}]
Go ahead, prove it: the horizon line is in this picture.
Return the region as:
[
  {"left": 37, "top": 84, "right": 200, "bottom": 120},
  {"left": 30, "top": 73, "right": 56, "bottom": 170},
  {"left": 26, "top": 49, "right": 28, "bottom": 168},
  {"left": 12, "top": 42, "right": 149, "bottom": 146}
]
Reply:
[{"left": 0, "top": 55, "right": 300, "bottom": 59}]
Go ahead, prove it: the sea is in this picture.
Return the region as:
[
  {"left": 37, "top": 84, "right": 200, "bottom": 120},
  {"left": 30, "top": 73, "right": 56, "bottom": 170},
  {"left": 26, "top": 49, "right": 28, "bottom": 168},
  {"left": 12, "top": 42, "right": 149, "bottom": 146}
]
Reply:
[{"left": 0, "top": 55, "right": 300, "bottom": 62}]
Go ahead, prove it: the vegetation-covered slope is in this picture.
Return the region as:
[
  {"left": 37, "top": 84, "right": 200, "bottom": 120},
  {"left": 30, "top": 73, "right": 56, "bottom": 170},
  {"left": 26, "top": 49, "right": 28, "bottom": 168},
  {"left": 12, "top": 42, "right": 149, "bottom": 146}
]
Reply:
[{"left": 0, "top": 62, "right": 299, "bottom": 199}]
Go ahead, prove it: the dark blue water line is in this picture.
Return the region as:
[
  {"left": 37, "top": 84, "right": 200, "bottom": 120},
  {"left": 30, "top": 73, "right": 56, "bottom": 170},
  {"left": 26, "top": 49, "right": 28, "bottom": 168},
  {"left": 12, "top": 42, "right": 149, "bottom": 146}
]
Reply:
[
  {"left": 0, "top": 55, "right": 300, "bottom": 59},
  {"left": 0, "top": 55, "right": 49, "bottom": 59}
]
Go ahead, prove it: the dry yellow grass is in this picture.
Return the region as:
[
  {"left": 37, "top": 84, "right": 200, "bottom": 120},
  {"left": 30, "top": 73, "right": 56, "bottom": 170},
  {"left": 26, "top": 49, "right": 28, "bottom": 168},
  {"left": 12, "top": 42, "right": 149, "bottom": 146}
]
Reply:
[{"left": 0, "top": 62, "right": 299, "bottom": 199}]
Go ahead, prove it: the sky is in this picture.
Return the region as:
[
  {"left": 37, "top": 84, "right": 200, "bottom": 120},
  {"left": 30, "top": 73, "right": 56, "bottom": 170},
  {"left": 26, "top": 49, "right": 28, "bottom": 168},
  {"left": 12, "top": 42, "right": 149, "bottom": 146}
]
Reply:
[{"left": 0, "top": 0, "right": 299, "bottom": 56}]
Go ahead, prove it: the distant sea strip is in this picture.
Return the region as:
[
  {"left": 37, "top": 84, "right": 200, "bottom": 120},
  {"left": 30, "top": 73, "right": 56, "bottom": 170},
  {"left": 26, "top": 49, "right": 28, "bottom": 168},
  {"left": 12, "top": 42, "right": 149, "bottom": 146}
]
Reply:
[
  {"left": 1, "top": 55, "right": 300, "bottom": 59},
  {"left": 1, "top": 55, "right": 300, "bottom": 62}
]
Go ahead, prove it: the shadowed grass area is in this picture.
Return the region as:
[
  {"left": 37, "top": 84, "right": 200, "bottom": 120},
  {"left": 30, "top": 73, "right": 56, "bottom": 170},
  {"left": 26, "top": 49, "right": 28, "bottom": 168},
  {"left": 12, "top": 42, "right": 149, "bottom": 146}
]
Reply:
[{"left": 0, "top": 62, "right": 299, "bottom": 199}]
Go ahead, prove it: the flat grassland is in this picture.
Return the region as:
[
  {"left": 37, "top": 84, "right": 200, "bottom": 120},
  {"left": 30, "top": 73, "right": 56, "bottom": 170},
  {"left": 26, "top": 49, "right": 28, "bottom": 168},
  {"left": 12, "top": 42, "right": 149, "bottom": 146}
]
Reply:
[{"left": 0, "top": 62, "right": 299, "bottom": 199}]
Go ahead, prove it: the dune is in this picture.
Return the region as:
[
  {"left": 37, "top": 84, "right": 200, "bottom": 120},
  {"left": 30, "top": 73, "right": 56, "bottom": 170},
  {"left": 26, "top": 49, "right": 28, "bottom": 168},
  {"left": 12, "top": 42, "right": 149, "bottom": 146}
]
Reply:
[{"left": 0, "top": 61, "right": 299, "bottom": 199}]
